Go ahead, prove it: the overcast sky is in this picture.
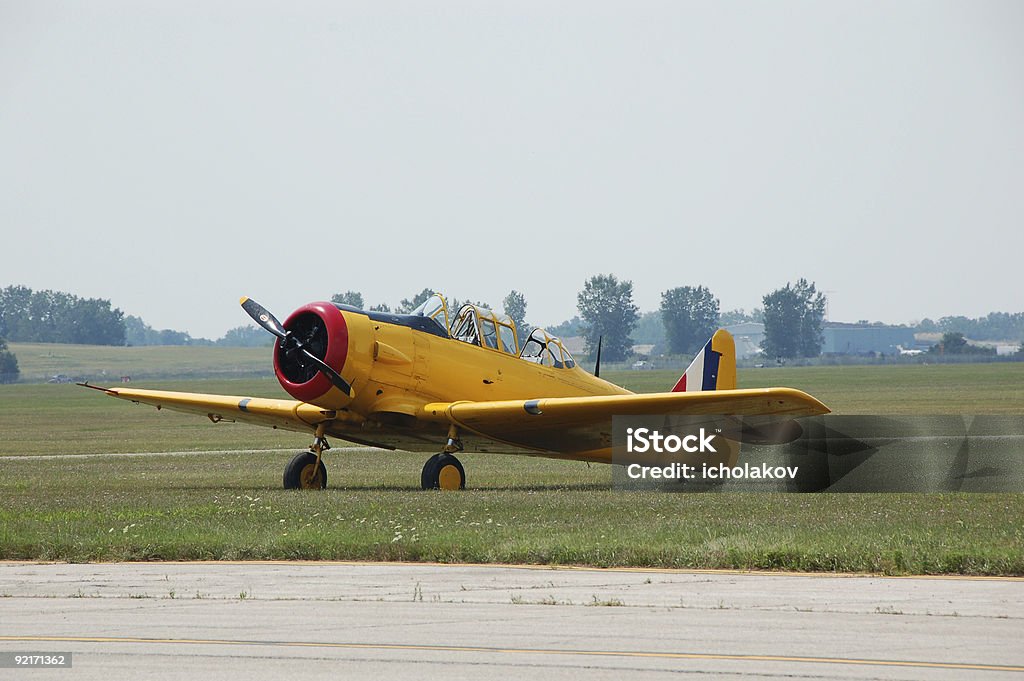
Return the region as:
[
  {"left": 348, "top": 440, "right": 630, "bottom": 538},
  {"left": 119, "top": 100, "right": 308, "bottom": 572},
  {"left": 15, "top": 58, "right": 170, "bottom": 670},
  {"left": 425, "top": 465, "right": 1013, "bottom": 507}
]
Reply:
[{"left": 2, "top": 1, "right": 1021, "bottom": 339}]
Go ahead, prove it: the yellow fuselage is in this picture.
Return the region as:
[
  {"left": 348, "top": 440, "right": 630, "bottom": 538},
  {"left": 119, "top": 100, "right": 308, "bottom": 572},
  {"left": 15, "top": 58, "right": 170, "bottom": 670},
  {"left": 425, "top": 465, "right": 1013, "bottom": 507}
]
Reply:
[{"left": 334, "top": 310, "right": 631, "bottom": 420}]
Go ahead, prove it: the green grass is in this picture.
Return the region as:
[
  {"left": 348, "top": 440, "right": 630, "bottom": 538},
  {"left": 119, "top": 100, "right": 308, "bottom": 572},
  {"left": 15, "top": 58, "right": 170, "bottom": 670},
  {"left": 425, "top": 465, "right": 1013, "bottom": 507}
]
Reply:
[
  {"left": 0, "top": 379, "right": 296, "bottom": 456},
  {"left": 8, "top": 342, "right": 272, "bottom": 383},
  {"left": 1, "top": 363, "right": 1023, "bottom": 573},
  {"left": 0, "top": 451, "right": 1020, "bottom": 573}
]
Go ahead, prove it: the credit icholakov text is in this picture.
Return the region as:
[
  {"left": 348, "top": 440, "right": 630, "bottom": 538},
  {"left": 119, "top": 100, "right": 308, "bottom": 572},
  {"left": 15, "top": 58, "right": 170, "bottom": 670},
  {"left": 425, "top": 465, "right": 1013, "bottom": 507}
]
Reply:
[{"left": 623, "top": 427, "right": 798, "bottom": 481}]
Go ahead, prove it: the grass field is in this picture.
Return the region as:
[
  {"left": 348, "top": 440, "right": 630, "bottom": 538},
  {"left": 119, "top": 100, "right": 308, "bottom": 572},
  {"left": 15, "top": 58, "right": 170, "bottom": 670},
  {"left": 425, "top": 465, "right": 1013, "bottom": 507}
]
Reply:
[
  {"left": 8, "top": 342, "right": 272, "bottom": 383},
  {"left": 1, "top": 362, "right": 1022, "bottom": 573}
]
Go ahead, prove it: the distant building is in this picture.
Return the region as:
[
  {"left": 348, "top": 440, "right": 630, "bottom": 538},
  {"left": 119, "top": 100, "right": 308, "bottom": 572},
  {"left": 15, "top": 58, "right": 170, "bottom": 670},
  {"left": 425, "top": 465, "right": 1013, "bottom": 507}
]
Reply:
[
  {"left": 722, "top": 321, "right": 917, "bottom": 357},
  {"left": 822, "top": 323, "right": 916, "bottom": 355},
  {"left": 631, "top": 344, "right": 656, "bottom": 358},
  {"left": 724, "top": 322, "right": 765, "bottom": 358}
]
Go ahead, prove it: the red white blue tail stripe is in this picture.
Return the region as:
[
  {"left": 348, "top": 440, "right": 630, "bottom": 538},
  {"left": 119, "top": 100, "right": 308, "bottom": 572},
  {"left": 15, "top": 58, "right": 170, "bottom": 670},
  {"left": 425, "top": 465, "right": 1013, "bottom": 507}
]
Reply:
[{"left": 671, "top": 337, "right": 722, "bottom": 392}]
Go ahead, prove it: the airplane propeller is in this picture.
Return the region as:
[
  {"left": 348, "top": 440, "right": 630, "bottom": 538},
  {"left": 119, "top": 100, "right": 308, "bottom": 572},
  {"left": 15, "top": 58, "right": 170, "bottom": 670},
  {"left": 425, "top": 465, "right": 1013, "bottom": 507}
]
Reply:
[{"left": 240, "top": 297, "right": 355, "bottom": 398}]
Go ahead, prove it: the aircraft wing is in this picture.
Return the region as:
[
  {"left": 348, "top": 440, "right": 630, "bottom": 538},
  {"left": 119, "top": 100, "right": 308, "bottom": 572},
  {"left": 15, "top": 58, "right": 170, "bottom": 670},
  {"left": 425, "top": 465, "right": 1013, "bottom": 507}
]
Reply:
[
  {"left": 81, "top": 384, "right": 426, "bottom": 450},
  {"left": 80, "top": 384, "right": 334, "bottom": 433},
  {"left": 422, "top": 388, "right": 830, "bottom": 460},
  {"left": 81, "top": 384, "right": 829, "bottom": 460}
]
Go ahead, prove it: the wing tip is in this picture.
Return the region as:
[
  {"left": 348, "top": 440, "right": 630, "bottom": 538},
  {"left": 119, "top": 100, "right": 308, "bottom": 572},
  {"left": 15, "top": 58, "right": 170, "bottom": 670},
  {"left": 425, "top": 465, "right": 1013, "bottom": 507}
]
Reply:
[
  {"left": 778, "top": 387, "right": 831, "bottom": 415},
  {"left": 77, "top": 381, "right": 119, "bottom": 396}
]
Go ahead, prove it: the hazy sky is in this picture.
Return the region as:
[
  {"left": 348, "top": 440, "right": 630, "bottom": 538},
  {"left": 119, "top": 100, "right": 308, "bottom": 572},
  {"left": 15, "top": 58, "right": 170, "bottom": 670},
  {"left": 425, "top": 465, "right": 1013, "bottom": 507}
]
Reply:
[{"left": 2, "top": 1, "right": 1021, "bottom": 339}]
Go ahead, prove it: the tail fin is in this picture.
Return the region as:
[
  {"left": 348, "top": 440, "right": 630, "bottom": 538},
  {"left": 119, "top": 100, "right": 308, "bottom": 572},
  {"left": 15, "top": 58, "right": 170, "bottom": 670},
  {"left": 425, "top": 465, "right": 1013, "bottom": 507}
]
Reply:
[{"left": 670, "top": 329, "right": 736, "bottom": 392}]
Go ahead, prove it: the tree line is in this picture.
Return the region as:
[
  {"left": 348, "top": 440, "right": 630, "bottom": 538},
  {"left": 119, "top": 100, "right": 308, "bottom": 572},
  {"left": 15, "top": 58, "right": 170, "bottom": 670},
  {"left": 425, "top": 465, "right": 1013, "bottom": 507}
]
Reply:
[
  {"left": 332, "top": 278, "right": 827, "bottom": 363},
  {"left": 332, "top": 289, "right": 531, "bottom": 335},
  {"left": 0, "top": 285, "right": 274, "bottom": 349},
  {"left": 571, "top": 274, "right": 827, "bottom": 362},
  {"left": 917, "top": 313, "right": 1024, "bottom": 342},
  {"left": 0, "top": 286, "right": 125, "bottom": 345},
  {"left": 124, "top": 316, "right": 272, "bottom": 347},
  {"left": 0, "top": 336, "right": 17, "bottom": 383},
  {"left": 4, "top": 280, "right": 1020, "bottom": 370}
]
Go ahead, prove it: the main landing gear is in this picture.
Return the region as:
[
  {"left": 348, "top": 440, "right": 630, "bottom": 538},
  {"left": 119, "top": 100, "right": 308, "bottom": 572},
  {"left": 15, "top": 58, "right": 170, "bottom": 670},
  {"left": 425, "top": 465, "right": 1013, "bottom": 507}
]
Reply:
[
  {"left": 421, "top": 426, "right": 466, "bottom": 490},
  {"left": 283, "top": 425, "right": 330, "bottom": 490},
  {"left": 421, "top": 453, "right": 466, "bottom": 490},
  {"left": 282, "top": 424, "right": 469, "bottom": 491}
]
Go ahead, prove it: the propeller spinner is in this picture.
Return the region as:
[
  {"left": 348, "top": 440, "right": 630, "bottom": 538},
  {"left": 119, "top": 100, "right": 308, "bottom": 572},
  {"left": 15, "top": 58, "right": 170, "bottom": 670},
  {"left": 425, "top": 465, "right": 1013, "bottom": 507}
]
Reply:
[{"left": 240, "top": 297, "right": 355, "bottom": 398}]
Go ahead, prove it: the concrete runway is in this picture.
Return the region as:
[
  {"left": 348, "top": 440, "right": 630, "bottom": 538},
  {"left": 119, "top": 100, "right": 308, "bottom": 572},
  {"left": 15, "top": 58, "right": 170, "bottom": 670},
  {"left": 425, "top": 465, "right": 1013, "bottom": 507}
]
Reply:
[{"left": 1, "top": 562, "right": 1022, "bottom": 680}]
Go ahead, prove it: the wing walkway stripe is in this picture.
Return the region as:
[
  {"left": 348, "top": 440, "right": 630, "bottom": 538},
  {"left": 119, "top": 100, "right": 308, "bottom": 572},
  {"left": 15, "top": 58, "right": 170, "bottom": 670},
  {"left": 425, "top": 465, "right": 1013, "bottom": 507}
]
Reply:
[{"left": 1, "top": 636, "right": 1021, "bottom": 673}]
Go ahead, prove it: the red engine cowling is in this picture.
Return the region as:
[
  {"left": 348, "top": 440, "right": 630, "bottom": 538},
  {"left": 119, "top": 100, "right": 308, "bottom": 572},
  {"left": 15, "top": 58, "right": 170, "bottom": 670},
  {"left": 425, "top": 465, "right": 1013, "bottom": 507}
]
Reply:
[{"left": 273, "top": 302, "right": 351, "bottom": 406}]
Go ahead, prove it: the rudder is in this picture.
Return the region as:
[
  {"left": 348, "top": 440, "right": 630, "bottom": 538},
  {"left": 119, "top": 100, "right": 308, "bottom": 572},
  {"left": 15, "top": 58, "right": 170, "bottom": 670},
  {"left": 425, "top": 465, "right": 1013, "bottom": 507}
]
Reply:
[{"left": 670, "top": 329, "right": 736, "bottom": 392}]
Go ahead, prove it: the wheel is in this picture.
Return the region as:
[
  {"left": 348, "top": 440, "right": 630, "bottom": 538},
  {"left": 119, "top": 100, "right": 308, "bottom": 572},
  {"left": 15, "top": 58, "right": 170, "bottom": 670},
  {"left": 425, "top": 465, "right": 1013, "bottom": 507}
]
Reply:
[
  {"left": 421, "top": 453, "right": 465, "bottom": 490},
  {"left": 283, "top": 451, "right": 328, "bottom": 490}
]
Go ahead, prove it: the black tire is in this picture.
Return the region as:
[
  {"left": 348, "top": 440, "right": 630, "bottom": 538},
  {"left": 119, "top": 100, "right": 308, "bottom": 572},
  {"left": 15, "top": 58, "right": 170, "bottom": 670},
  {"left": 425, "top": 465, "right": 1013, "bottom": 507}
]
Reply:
[
  {"left": 421, "top": 453, "right": 466, "bottom": 490},
  {"left": 283, "top": 451, "right": 328, "bottom": 490}
]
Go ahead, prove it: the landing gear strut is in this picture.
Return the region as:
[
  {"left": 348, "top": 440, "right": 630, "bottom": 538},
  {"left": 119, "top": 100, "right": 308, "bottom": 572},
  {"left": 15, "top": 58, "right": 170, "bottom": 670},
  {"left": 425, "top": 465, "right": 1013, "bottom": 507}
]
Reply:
[
  {"left": 421, "top": 425, "right": 466, "bottom": 490},
  {"left": 283, "top": 424, "right": 330, "bottom": 490}
]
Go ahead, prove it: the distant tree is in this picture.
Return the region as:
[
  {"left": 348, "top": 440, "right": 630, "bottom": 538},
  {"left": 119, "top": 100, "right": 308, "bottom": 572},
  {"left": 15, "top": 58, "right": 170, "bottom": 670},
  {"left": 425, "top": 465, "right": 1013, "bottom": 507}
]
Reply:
[
  {"left": 0, "top": 285, "right": 32, "bottom": 339},
  {"left": 369, "top": 303, "right": 392, "bottom": 313},
  {"left": 934, "top": 331, "right": 969, "bottom": 354},
  {"left": 124, "top": 315, "right": 163, "bottom": 346},
  {"left": 931, "top": 312, "right": 1024, "bottom": 342},
  {"left": 928, "top": 332, "right": 995, "bottom": 356},
  {"left": 545, "top": 316, "right": 582, "bottom": 339},
  {"left": 124, "top": 314, "right": 199, "bottom": 346},
  {"left": 502, "top": 290, "right": 528, "bottom": 331},
  {"left": 448, "top": 298, "right": 490, "bottom": 314},
  {"left": 659, "top": 286, "right": 720, "bottom": 355},
  {"left": 720, "top": 308, "right": 764, "bottom": 325},
  {"left": 217, "top": 325, "right": 274, "bottom": 347},
  {"left": 0, "top": 286, "right": 124, "bottom": 345},
  {"left": 330, "top": 291, "right": 365, "bottom": 309},
  {"left": 577, "top": 274, "right": 640, "bottom": 361},
  {"left": 0, "top": 336, "right": 18, "bottom": 384},
  {"left": 632, "top": 311, "right": 667, "bottom": 347},
  {"left": 21, "top": 289, "right": 59, "bottom": 341},
  {"left": 157, "top": 329, "right": 191, "bottom": 346},
  {"left": 916, "top": 318, "right": 938, "bottom": 333},
  {"left": 397, "top": 288, "right": 435, "bottom": 314},
  {"left": 761, "top": 279, "right": 826, "bottom": 359},
  {"left": 63, "top": 297, "right": 125, "bottom": 345}
]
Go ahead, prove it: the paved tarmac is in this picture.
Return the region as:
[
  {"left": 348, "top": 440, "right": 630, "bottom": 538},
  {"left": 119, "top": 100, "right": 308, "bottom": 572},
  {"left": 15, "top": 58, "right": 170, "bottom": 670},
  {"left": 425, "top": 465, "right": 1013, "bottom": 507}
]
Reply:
[{"left": 1, "top": 562, "right": 1022, "bottom": 680}]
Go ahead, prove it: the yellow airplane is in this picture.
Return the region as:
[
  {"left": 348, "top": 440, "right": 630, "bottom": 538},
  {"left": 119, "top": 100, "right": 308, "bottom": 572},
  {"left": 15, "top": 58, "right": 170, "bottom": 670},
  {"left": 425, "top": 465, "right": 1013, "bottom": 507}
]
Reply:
[{"left": 82, "top": 294, "right": 829, "bottom": 490}]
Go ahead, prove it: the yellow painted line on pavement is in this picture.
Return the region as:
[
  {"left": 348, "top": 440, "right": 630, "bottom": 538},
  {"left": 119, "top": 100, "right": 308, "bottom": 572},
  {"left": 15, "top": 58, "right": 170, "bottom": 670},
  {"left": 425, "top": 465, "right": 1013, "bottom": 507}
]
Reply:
[{"left": 1, "top": 635, "right": 1022, "bottom": 673}]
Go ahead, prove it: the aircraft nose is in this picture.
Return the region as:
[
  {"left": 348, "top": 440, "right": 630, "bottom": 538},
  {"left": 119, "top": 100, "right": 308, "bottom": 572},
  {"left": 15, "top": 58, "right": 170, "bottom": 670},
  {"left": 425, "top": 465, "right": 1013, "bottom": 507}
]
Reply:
[{"left": 273, "top": 301, "right": 351, "bottom": 406}]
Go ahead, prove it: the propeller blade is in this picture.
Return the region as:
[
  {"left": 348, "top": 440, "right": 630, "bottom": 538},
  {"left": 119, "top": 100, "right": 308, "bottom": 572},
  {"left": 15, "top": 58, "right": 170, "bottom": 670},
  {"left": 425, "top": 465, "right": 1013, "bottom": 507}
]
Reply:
[
  {"left": 594, "top": 335, "right": 603, "bottom": 378},
  {"left": 239, "top": 296, "right": 288, "bottom": 340},
  {"left": 240, "top": 296, "right": 356, "bottom": 399},
  {"left": 299, "top": 347, "right": 355, "bottom": 398}
]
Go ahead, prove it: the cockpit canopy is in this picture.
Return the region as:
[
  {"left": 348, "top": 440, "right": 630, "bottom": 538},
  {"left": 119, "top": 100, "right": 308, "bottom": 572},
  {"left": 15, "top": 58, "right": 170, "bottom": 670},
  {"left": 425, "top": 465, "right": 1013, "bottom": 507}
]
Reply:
[
  {"left": 409, "top": 292, "right": 575, "bottom": 368},
  {"left": 409, "top": 294, "right": 449, "bottom": 335},
  {"left": 519, "top": 327, "right": 576, "bottom": 368},
  {"left": 451, "top": 304, "right": 518, "bottom": 355}
]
